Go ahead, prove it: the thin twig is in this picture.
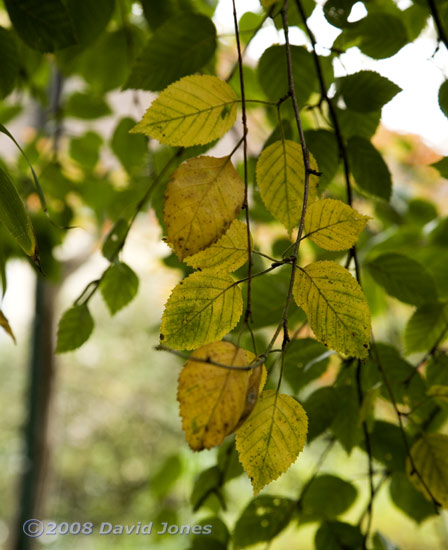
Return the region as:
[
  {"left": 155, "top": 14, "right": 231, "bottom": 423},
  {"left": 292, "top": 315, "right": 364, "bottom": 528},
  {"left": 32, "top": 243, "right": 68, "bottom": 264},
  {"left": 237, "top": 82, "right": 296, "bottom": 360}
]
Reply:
[
  {"left": 232, "top": 0, "right": 254, "bottom": 335},
  {"left": 371, "top": 336, "right": 441, "bottom": 513},
  {"left": 427, "top": 0, "right": 448, "bottom": 50}
]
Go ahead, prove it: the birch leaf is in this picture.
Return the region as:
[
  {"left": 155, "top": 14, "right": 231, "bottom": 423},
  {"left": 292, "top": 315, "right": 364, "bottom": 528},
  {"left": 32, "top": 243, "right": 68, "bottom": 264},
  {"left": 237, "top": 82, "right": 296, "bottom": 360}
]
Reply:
[
  {"left": 130, "top": 75, "right": 238, "bottom": 146},
  {"left": 0, "top": 310, "right": 15, "bottom": 343},
  {"left": 293, "top": 261, "right": 371, "bottom": 358},
  {"left": 160, "top": 271, "right": 243, "bottom": 350},
  {"left": 408, "top": 433, "right": 448, "bottom": 508},
  {"left": 164, "top": 156, "right": 244, "bottom": 261},
  {"left": 256, "top": 140, "right": 318, "bottom": 233},
  {"left": 304, "top": 198, "right": 370, "bottom": 251},
  {"left": 236, "top": 390, "right": 308, "bottom": 495},
  {"left": 178, "top": 342, "right": 251, "bottom": 451},
  {"left": 184, "top": 219, "right": 251, "bottom": 273}
]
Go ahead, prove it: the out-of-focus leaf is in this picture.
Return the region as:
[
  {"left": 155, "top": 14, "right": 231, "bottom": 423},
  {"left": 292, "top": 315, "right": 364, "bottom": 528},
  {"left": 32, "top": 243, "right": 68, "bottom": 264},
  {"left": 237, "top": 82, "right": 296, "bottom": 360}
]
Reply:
[
  {"left": 233, "top": 495, "right": 295, "bottom": 548},
  {"left": 56, "top": 304, "right": 94, "bottom": 353},
  {"left": 126, "top": 14, "right": 216, "bottom": 91},
  {"left": 100, "top": 262, "right": 139, "bottom": 315},
  {"left": 4, "top": 0, "right": 77, "bottom": 52}
]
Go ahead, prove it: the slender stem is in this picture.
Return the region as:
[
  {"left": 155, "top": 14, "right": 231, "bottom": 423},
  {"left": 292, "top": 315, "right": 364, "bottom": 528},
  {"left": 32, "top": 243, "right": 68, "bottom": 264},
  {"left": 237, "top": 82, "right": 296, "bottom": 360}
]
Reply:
[
  {"left": 371, "top": 336, "right": 441, "bottom": 512},
  {"left": 232, "top": 1, "right": 254, "bottom": 331},
  {"left": 427, "top": 0, "right": 448, "bottom": 50}
]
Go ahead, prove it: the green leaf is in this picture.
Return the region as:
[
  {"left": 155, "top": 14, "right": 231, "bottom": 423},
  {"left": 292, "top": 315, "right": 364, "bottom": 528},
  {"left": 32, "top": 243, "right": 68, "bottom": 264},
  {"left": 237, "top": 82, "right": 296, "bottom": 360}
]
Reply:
[
  {"left": 4, "top": 0, "right": 77, "bottom": 52},
  {"left": 0, "top": 27, "right": 19, "bottom": 99},
  {"left": 405, "top": 302, "right": 448, "bottom": 354},
  {"left": 369, "top": 421, "right": 407, "bottom": 471},
  {"left": 257, "top": 45, "right": 317, "bottom": 108},
  {"left": 438, "top": 80, "right": 448, "bottom": 120},
  {"left": 111, "top": 118, "right": 148, "bottom": 174},
  {"left": 191, "top": 466, "right": 221, "bottom": 511},
  {"left": 242, "top": 267, "right": 305, "bottom": 329},
  {"left": 76, "top": 29, "right": 134, "bottom": 92},
  {"left": 102, "top": 219, "right": 129, "bottom": 261},
  {"left": 0, "top": 124, "right": 49, "bottom": 218},
  {"left": 283, "top": 338, "right": 332, "bottom": 393},
  {"left": 56, "top": 304, "right": 94, "bottom": 353},
  {"left": 331, "top": 385, "right": 362, "bottom": 453},
  {"left": 432, "top": 157, "right": 448, "bottom": 178},
  {"left": 335, "top": 14, "right": 408, "bottom": 59},
  {"left": 235, "top": 390, "right": 308, "bottom": 494},
  {"left": 426, "top": 351, "right": 448, "bottom": 387},
  {"left": 323, "top": 0, "right": 358, "bottom": 28},
  {"left": 184, "top": 220, "right": 250, "bottom": 273},
  {"left": 315, "top": 521, "right": 364, "bottom": 550},
  {"left": 406, "top": 198, "right": 438, "bottom": 226},
  {"left": 389, "top": 471, "right": 435, "bottom": 524},
  {"left": 347, "top": 136, "right": 392, "bottom": 200},
  {"left": 304, "top": 386, "right": 338, "bottom": 442},
  {"left": 367, "top": 253, "right": 438, "bottom": 306},
  {"left": 0, "top": 165, "right": 38, "bottom": 265},
  {"left": 126, "top": 13, "right": 216, "bottom": 91},
  {"left": 301, "top": 475, "right": 357, "bottom": 519},
  {"left": 407, "top": 433, "right": 448, "bottom": 507},
  {"left": 131, "top": 75, "right": 238, "bottom": 146},
  {"left": 339, "top": 71, "right": 401, "bottom": 112},
  {"left": 100, "top": 262, "right": 139, "bottom": 315},
  {"left": 193, "top": 516, "right": 229, "bottom": 547},
  {"left": 336, "top": 107, "right": 381, "bottom": 139},
  {"left": 256, "top": 139, "right": 319, "bottom": 233},
  {"left": 371, "top": 531, "right": 400, "bottom": 550},
  {"left": 160, "top": 271, "right": 243, "bottom": 350},
  {"left": 65, "top": 92, "right": 112, "bottom": 119},
  {"left": 65, "top": 0, "right": 115, "bottom": 46},
  {"left": 233, "top": 495, "right": 295, "bottom": 548},
  {"left": 304, "top": 199, "right": 369, "bottom": 251},
  {"left": 69, "top": 131, "right": 103, "bottom": 170},
  {"left": 293, "top": 261, "right": 371, "bottom": 358},
  {"left": 305, "top": 130, "right": 339, "bottom": 190},
  {"left": 150, "top": 454, "right": 183, "bottom": 498}
]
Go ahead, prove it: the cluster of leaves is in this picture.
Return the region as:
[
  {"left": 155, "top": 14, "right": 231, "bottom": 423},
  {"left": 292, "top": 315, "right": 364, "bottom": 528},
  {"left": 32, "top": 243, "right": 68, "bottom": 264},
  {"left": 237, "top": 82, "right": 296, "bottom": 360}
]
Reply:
[{"left": 1, "top": 0, "right": 448, "bottom": 548}]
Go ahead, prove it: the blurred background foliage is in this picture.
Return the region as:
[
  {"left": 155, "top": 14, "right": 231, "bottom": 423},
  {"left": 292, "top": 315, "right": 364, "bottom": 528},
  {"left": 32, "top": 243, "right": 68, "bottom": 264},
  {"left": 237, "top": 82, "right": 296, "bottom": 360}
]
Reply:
[{"left": 0, "top": 0, "right": 448, "bottom": 549}]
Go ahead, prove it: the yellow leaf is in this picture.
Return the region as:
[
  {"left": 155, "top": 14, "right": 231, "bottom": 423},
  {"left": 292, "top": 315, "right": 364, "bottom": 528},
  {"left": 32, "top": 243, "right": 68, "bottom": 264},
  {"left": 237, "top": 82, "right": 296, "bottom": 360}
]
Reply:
[
  {"left": 0, "top": 310, "right": 16, "bottom": 343},
  {"left": 130, "top": 75, "right": 238, "bottom": 146},
  {"left": 236, "top": 390, "right": 308, "bottom": 495},
  {"left": 256, "top": 140, "right": 318, "bottom": 233},
  {"left": 184, "top": 219, "right": 251, "bottom": 272},
  {"left": 164, "top": 156, "right": 245, "bottom": 261},
  {"left": 304, "top": 198, "right": 370, "bottom": 251},
  {"left": 235, "top": 350, "right": 267, "bottom": 429},
  {"left": 293, "top": 261, "right": 371, "bottom": 358},
  {"left": 160, "top": 271, "right": 243, "bottom": 350},
  {"left": 407, "top": 433, "right": 448, "bottom": 508},
  {"left": 178, "top": 342, "right": 251, "bottom": 451}
]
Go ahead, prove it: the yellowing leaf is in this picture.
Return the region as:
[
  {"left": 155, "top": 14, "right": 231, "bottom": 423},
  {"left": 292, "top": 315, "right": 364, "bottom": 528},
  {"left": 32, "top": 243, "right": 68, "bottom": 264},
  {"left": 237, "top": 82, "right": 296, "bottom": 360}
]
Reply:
[
  {"left": 160, "top": 271, "right": 243, "bottom": 350},
  {"left": 178, "top": 342, "right": 251, "bottom": 451},
  {"left": 130, "top": 75, "right": 238, "bottom": 146},
  {"left": 164, "top": 156, "right": 244, "bottom": 261},
  {"left": 184, "top": 219, "right": 251, "bottom": 272},
  {"left": 256, "top": 140, "right": 318, "bottom": 233},
  {"left": 236, "top": 390, "right": 308, "bottom": 495},
  {"left": 407, "top": 433, "right": 448, "bottom": 508},
  {"left": 304, "top": 198, "right": 370, "bottom": 251},
  {"left": 293, "top": 261, "right": 371, "bottom": 358},
  {"left": 235, "top": 350, "right": 266, "bottom": 429},
  {"left": 0, "top": 310, "right": 16, "bottom": 343}
]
